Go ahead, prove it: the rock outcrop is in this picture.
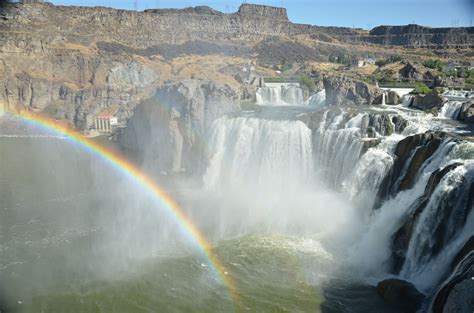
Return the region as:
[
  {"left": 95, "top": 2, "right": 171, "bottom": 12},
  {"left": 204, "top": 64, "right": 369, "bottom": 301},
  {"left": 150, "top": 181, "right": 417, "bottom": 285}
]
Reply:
[
  {"left": 237, "top": 3, "right": 288, "bottom": 20},
  {"left": 373, "top": 90, "right": 401, "bottom": 105},
  {"left": 399, "top": 62, "right": 424, "bottom": 81},
  {"left": 460, "top": 100, "right": 474, "bottom": 123},
  {"left": 411, "top": 94, "right": 447, "bottom": 112},
  {"left": 323, "top": 76, "right": 383, "bottom": 106},
  {"left": 363, "top": 24, "right": 474, "bottom": 48},
  {"left": 375, "top": 131, "right": 445, "bottom": 208},
  {"left": 376, "top": 278, "right": 425, "bottom": 313},
  {"left": 119, "top": 79, "right": 239, "bottom": 174}
]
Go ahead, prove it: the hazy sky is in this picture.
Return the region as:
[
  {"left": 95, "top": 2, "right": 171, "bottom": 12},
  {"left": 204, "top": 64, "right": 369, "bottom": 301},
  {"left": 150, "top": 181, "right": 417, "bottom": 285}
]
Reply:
[{"left": 50, "top": 0, "right": 473, "bottom": 28}]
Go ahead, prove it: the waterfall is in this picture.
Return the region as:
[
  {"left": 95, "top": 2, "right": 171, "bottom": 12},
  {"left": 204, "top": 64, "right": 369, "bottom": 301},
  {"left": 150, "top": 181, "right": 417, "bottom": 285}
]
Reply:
[
  {"left": 401, "top": 94, "right": 414, "bottom": 107},
  {"left": 313, "top": 111, "right": 366, "bottom": 188},
  {"left": 256, "top": 83, "right": 305, "bottom": 106},
  {"left": 201, "top": 103, "right": 473, "bottom": 304},
  {"left": 204, "top": 116, "right": 313, "bottom": 192},
  {"left": 306, "top": 90, "right": 326, "bottom": 108},
  {"left": 439, "top": 100, "right": 463, "bottom": 119},
  {"left": 400, "top": 161, "right": 473, "bottom": 290}
]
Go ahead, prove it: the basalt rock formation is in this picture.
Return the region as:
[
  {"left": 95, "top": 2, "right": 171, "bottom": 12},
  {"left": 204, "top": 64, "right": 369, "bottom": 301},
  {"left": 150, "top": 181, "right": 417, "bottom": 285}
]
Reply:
[
  {"left": 358, "top": 24, "right": 474, "bottom": 48},
  {"left": 0, "top": 2, "right": 472, "bottom": 129},
  {"left": 374, "top": 131, "right": 446, "bottom": 208},
  {"left": 323, "top": 76, "right": 383, "bottom": 106},
  {"left": 411, "top": 94, "right": 448, "bottom": 112}
]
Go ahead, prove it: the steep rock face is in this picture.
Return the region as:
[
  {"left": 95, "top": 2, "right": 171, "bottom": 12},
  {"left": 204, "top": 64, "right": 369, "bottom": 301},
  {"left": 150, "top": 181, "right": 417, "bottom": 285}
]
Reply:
[
  {"left": 364, "top": 24, "right": 474, "bottom": 48},
  {"left": 237, "top": 4, "right": 288, "bottom": 20},
  {"left": 119, "top": 79, "right": 239, "bottom": 174},
  {"left": 0, "top": 58, "right": 157, "bottom": 130},
  {"left": 323, "top": 76, "right": 383, "bottom": 106},
  {"left": 375, "top": 131, "right": 445, "bottom": 208}
]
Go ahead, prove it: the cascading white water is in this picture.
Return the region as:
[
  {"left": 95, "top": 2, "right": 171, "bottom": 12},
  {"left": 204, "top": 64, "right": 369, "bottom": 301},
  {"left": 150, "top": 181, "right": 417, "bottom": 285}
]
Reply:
[
  {"left": 204, "top": 116, "right": 313, "bottom": 192},
  {"left": 202, "top": 115, "right": 357, "bottom": 238},
  {"left": 443, "top": 89, "right": 472, "bottom": 99},
  {"left": 306, "top": 90, "right": 326, "bottom": 108},
  {"left": 439, "top": 100, "right": 464, "bottom": 119},
  {"left": 256, "top": 83, "right": 305, "bottom": 106},
  {"left": 313, "top": 111, "right": 367, "bottom": 188},
  {"left": 400, "top": 160, "right": 474, "bottom": 290},
  {"left": 201, "top": 103, "right": 473, "bottom": 302},
  {"left": 342, "top": 137, "right": 399, "bottom": 209},
  {"left": 401, "top": 94, "right": 414, "bottom": 107}
]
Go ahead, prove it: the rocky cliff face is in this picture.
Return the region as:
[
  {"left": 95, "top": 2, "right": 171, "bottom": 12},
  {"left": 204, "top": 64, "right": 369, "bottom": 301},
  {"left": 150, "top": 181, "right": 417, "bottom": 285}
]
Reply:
[
  {"left": 119, "top": 79, "right": 239, "bottom": 174},
  {"left": 354, "top": 24, "right": 474, "bottom": 48},
  {"left": 323, "top": 76, "right": 383, "bottom": 106},
  {"left": 0, "top": 2, "right": 472, "bottom": 129}
]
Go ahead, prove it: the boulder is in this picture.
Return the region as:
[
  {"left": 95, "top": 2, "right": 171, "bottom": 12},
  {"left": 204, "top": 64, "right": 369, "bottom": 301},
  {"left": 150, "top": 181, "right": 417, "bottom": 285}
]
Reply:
[
  {"left": 411, "top": 93, "right": 447, "bottom": 111},
  {"left": 323, "top": 76, "right": 383, "bottom": 106},
  {"left": 399, "top": 62, "right": 424, "bottom": 81},
  {"left": 386, "top": 90, "right": 401, "bottom": 105},
  {"left": 459, "top": 100, "right": 474, "bottom": 123},
  {"left": 376, "top": 278, "right": 425, "bottom": 313}
]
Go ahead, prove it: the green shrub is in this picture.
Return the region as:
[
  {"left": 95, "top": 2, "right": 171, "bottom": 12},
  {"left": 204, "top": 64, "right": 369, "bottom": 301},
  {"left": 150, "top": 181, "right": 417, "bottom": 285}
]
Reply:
[
  {"left": 433, "top": 87, "right": 445, "bottom": 95},
  {"left": 411, "top": 82, "right": 431, "bottom": 95},
  {"left": 299, "top": 74, "right": 315, "bottom": 91},
  {"left": 423, "top": 59, "right": 445, "bottom": 70},
  {"left": 375, "top": 59, "right": 389, "bottom": 67}
]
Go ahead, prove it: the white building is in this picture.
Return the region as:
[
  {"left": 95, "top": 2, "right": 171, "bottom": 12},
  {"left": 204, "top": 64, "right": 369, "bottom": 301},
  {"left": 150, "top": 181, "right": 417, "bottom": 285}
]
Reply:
[{"left": 94, "top": 114, "right": 118, "bottom": 133}]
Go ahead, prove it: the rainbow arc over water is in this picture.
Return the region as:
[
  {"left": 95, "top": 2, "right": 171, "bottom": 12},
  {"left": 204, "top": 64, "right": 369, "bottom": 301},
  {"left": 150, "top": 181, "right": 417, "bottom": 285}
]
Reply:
[{"left": 0, "top": 109, "right": 239, "bottom": 306}]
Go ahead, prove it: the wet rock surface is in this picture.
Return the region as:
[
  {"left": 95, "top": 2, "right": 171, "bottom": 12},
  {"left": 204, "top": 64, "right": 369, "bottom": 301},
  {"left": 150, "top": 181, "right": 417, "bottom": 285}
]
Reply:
[{"left": 376, "top": 278, "right": 425, "bottom": 313}]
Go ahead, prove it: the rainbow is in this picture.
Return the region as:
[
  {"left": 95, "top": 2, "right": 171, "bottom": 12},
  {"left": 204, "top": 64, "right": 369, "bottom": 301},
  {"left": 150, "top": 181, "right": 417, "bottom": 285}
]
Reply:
[{"left": 0, "top": 109, "right": 239, "bottom": 305}]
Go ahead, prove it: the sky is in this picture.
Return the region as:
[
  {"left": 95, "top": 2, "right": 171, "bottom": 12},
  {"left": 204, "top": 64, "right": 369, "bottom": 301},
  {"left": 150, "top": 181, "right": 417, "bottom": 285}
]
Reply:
[{"left": 49, "top": 0, "right": 474, "bottom": 28}]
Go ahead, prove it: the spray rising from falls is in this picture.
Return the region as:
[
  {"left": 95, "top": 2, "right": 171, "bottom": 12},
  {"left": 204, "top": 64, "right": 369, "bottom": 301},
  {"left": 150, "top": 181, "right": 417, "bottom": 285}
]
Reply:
[{"left": 201, "top": 103, "right": 474, "bottom": 311}]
